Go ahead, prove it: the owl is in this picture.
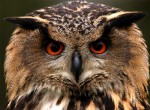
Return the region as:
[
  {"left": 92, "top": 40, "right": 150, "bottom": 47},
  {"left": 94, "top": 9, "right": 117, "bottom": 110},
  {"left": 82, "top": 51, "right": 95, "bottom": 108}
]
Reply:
[{"left": 4, "top": 0, "right": 150, "bottom": 110}]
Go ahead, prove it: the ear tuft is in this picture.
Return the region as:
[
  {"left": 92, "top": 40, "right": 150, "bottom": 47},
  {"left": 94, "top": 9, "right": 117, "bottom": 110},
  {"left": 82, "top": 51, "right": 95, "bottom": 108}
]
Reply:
[
  {"left": 106, "top": 11, "right": 145, "bottom": 27},
  {"left": 4, "top": 16, "right": 48, "bottom": 30}
]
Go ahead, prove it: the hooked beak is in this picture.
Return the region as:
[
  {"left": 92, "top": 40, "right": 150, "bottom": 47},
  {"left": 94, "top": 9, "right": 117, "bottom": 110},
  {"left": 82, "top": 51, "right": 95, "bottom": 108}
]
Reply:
[{"left": 71, "top": 51, "right": 82, "bottom": 82}]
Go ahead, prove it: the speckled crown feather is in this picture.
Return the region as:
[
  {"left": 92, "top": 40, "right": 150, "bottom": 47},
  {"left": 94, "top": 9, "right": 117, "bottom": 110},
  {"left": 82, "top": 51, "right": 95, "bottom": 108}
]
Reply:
[
  {"left": 5, "top": 0, "right": 145, "bottom": 36},
  {"left": 26, "top": 0, "right": 120, "bottom": 35}
]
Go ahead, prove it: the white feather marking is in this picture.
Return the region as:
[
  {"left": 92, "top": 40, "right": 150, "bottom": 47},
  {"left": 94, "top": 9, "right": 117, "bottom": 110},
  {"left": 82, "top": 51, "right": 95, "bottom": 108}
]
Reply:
[
  {"left": 37, "top": 9, "right": 46, "bottom": 12},
  {"left": 80, "top": 69, "right": 107, "bottom": 82},
  {"left": 41, "top": 92, "right": 70, "bottom": 110}
]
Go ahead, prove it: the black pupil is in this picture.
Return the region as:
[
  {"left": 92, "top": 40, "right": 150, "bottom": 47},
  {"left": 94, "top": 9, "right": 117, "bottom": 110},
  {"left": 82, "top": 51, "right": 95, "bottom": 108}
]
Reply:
[
  {"left": 93, "top": 42, "right": 103, "bottom": 51},
  {"left": 50, "top": 42, "right": 60, "bottom": 52}
]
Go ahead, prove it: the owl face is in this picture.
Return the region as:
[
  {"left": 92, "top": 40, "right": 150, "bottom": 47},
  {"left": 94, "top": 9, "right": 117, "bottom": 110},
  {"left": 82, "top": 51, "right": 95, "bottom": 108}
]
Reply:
[{"left": 5, "top": 1, "right": 149, "bottom": 110}]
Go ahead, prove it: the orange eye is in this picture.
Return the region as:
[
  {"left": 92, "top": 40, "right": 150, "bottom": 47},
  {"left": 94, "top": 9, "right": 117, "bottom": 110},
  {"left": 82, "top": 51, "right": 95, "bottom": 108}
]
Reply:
[
  {"left": 46, "top": 41, "right": 64, "bottom": 55},
  {"left": 89, "top": 41, "right": 107, "bottom": 54}
]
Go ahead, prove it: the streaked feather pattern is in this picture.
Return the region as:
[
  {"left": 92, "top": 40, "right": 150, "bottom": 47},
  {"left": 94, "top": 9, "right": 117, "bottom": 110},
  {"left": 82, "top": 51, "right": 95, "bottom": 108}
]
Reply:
[{"left": 7, "top": 88, "right": 150, "bottom": 110}]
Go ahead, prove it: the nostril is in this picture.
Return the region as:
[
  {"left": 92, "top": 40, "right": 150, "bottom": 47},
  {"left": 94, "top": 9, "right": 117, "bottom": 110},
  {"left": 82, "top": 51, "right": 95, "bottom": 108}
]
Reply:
[{"left": 71, "top": 51, "right": 82, "bottom": 82}]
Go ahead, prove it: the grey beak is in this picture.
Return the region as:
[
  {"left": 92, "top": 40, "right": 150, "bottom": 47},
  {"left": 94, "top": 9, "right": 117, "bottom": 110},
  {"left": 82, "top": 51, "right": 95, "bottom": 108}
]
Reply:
[{"left": 71, "top": 51, "right": 82, "bottom": 82}]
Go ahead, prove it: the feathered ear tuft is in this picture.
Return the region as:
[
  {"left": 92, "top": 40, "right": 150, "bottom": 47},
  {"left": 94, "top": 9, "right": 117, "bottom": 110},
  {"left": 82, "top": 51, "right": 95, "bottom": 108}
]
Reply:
[
  {"left": 4, "top": 16, "right": 49, "bottom": 30},
  {"left": 106, "top": 11, "right": 145, "bottom": 27}
]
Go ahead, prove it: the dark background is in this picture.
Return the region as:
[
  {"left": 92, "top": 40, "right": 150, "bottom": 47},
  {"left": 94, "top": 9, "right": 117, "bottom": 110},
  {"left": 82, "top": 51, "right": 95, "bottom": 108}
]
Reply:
[{"left": 0, "top": 0, "right": 150, "bottom": 109}]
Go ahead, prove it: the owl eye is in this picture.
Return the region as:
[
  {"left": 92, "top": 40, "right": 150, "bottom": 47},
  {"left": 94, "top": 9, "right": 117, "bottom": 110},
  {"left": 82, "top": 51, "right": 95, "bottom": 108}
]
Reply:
[
  {"left": 46, "top": 41, "right": 64, "bottom": 55},
  {"left": 89, "top": 40, "right": 107, "bottom": 54}
]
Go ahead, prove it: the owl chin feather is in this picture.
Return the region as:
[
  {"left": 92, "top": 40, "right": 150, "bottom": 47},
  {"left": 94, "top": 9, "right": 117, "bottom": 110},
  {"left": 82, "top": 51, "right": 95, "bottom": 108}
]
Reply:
[{"left": 7, "top": 73, "right": 150, "bottom": 110}]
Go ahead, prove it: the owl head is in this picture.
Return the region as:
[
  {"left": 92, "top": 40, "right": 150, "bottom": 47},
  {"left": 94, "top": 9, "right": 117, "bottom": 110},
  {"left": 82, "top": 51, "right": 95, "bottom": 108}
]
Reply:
[{"left": 5, "top": 0, "right": 149, "bottom": 109}]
